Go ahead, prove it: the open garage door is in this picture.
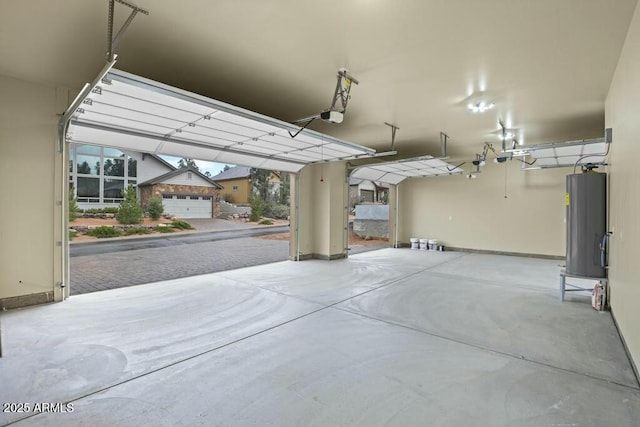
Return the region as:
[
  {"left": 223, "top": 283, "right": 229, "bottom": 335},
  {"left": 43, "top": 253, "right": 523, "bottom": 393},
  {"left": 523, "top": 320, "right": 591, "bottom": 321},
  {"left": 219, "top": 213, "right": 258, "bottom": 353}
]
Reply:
[
  {"left": 351, "top": 156, "right": 464, "bottom": 185},
  {"left": 66, "top": 69, "right": 376, "bottom": 173}
]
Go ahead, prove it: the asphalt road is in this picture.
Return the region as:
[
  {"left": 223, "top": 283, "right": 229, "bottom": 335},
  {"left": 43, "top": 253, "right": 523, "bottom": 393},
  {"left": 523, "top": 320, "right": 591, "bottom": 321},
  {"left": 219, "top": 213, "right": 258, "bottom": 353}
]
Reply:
[{"left": 70, "top": 225, "right": 290, "bottom": 257}]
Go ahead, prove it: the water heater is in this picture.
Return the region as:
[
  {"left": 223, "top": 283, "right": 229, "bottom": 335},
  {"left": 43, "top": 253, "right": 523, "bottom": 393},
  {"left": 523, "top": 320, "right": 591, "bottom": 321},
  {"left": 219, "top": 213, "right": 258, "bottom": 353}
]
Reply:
[{"left": 565, "top": 172, "right": 607, "bottom": 278}]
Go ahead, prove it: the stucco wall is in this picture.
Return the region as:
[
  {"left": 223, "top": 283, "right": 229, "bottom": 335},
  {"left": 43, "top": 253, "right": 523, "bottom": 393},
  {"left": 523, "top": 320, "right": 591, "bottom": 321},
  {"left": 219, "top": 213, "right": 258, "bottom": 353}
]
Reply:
[
  {"left": 162, "top": 172, "right": 214, "bottom": 187},
  {"left": 290, "top": 162, "right": 348, "bottom": 260},
  {"left": 134, "top": 153, "right": 174, "bottom": 183},
  {"left": 0, "top": 74, "right": 69, "bottom": 306},
  {"left": 605, "top": 0, "right": 640, "bottom": 373},
  {"left": 398, "top": 160, "right": 567, "bottom": 257}
]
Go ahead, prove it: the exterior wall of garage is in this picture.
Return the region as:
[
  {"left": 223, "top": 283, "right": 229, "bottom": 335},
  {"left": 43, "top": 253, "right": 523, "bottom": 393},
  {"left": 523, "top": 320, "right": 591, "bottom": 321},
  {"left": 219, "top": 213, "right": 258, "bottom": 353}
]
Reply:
[
  {"left": 397, "top": 160, "right": 568, "bottom": 257},
  {"left": 605, "top": 1, "right": 640, "bottom": 376},
  {"left": 0, "top": 74, "right": 70, "bottom": 307}
]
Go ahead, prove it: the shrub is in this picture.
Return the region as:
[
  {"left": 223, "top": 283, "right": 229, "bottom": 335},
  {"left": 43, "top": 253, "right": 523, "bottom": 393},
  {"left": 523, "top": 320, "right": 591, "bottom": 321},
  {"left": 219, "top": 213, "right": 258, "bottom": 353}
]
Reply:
[
  {"left": 249, "top": 195, "right": 263, "bottom": 221},
  {"left": 116, "top": 185, "right": 143, "bottom": 224},
  {"left": 263, "top": 202, "right": 290, "bottom": 220},
  {"left": 84, "top": 207, "right": 119, "bottom": 214},
  {"left": 69, "top": 230, "right": 77, "bottom": 240},
  {"left": 171, "top": 220, "right": 193, "bottom": 230},
  {"left": 124, "top": 227, "right": 152, "bottom": 236},
  {"left": 156, "top": 226, "right": 175, "bottom": 233},
  {"left": 69, "top": 186, "right": 80, "bottom": 221},
  {"left": 259, "top": 219, "right": 273, "bottom": 225},
  {"left": 85, "top": 226, "right": 122, "bottom": 238},
  {"left": 146, "top": 195, "right": 164, "bottom": 220}
]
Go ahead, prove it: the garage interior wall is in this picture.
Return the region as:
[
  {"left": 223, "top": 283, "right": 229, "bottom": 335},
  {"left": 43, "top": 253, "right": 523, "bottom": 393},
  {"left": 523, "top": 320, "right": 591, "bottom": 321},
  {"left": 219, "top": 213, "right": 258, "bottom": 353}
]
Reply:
[
  {"left": 0, "top": 75, "right": 69, "bottom": 307},
  {"left": 290, "top": 162, "right": 349, "bottom": 260},
  {"left": 605, "top": 1, "right": 640, "bottom": 373},
  {"left": 397, "top": 160, "right": 569, "bottom": 257}
]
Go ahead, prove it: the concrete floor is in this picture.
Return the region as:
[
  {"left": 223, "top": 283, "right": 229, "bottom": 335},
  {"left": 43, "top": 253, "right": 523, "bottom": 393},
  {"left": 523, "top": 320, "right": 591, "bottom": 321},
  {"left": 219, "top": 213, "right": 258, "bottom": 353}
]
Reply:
[{"left": 1, "top": 249, "right": 638, "bottom": 426}]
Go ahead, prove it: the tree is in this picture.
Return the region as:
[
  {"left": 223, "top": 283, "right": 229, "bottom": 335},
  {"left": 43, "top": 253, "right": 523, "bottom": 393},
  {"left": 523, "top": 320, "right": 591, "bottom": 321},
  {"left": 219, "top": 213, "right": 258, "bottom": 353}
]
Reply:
[
  {"left": 68, "top": 185, "right": 80, "bottom": 221},
  {"left": 249, "top": 195, "right": 263, "bottom": 221},
  {"left": 146, "top": 195, "right": 164, "bottom": 220},
  {"left": 116, "top": 184, "right": 143, "bottom": 224},
  {"left": 178, "top": 158, "right": 199, "bottom": 170},
  {"left": 279, "top": 172, "right": 290, "bottom": 205},
  {"left": 223, "top": 165, "right": 231, "bottom": 171},
  {"left": 204, "top": 171, "right": 212, "bottom": 177},
  {"left": 251, "top": 168, "right": 272, "bottom": 202}
]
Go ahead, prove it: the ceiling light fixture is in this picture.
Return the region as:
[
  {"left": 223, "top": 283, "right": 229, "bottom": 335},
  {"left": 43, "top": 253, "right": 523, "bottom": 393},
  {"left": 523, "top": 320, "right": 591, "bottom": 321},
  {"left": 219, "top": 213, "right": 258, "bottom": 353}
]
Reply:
[{"left": 467, "top": 101, "right": 495, "bottom": 113}]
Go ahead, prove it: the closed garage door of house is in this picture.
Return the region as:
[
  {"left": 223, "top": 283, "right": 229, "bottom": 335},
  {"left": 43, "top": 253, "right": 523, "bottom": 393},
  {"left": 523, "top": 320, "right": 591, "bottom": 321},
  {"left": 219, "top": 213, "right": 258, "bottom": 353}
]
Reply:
[{"left": 162, "top": 195, "right": 212, "bottom": 218}]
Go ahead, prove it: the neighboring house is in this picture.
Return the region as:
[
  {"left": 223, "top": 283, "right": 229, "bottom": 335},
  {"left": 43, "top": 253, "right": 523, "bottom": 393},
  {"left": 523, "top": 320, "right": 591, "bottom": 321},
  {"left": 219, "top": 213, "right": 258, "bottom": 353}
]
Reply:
[
  {"left": 212, "top": 166, "right": 280, "bottom": 204},
  {"left": 138, "top": 167, "right": 222, "bottom": 219},
  {"left": 69, "top": 143, "right": 222, "bottom": 218},
  {"left": 349, "top": 177, "right": 389, "bottom": 205}
]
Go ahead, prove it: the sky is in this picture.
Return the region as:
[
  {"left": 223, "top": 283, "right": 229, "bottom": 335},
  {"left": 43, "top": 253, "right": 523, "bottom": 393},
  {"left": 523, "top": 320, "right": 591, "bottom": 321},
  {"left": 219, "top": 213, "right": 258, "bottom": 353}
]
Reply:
[{"left": 160, "top": 155, "right": 233, "bottom": 177}]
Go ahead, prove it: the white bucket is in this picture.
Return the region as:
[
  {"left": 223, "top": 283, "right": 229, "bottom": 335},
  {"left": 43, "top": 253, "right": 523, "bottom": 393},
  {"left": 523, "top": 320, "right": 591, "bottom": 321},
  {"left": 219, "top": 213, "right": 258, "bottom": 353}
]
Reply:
[
  {"left": 419, "top": 239, "right": 428, "bottom": 250},
  {"left": 410, "top": 238, "right": 420, "bottom": 250},
  {"left": 428, "top": 239, "right": 438, "bottom": 251}
]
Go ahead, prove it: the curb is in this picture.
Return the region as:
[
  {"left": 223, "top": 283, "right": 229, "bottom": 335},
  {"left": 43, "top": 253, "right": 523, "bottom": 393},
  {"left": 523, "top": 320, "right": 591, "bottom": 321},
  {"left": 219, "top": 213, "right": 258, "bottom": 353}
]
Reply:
[{"left": 69, "top": 223, "right": 289, "bottom": 246}]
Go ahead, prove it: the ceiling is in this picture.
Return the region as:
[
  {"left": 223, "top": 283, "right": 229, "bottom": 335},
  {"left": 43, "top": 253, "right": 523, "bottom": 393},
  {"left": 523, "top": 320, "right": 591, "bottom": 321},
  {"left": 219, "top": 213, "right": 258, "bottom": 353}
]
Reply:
[{"left": 1, "top": 0, "right": 637, "bottom": 162}]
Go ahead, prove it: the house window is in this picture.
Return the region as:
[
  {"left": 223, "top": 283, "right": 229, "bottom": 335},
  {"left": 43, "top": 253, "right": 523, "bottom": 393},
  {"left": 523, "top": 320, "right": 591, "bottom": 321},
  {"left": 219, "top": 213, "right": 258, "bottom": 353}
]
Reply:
[
  {"left": 187, "top": 172, "right": 193, "bottom": 180},
  {"left": 104, "top": 158, "right": 125, "bottom": 177},
  {"left": 103, "top": 178, "right": 124, "bottom": 199},
  {"left": 232, "top": 185, "right": 239, "bottom": 191},
  {"left": 202, "top": 196, "right": 211, "bottom": 201},
  {"left": 128, "top": 156, "right": 137, "bottom": 177},
  {"left": 76, "top": 155, "right": 100, "bottom": 175},
  {"left": 70, "top": 143, "right": 138, "bottom": 206},
  {"left": 162, "top": 194, "right": 173, "bottom": 199},
  {"left": 177, "top": 195, "right": 187, "bottom": 200},
  {"left": 77, "top": 177, "right": 99, "bottom": 199}
]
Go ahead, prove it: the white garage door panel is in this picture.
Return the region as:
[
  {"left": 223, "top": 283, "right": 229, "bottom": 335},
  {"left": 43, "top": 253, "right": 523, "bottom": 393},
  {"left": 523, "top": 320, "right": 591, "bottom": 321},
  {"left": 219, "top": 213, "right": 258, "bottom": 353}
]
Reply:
[
  {"left": 163, "top": 196, "right": 212, "bottom": 219},
  {"left": 66, "top": 68, "right": 377, "bottom": 174}
]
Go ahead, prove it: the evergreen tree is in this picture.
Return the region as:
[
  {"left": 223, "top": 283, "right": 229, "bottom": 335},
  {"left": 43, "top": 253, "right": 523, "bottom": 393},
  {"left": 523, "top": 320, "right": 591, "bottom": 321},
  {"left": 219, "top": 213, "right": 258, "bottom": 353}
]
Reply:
[
  {"left": 69, "top": 185, "right": 80, "bottom": 221},
  {"left": 251, "top": 168, "right": 272, "bottom": 202},
  {"left": 279, "top": 172, "right": 290, "bottom": 205},
  {"left": 146, "top": 195, "right": 164, "bottom": 220},
  {"left": 116, "top": 184, "right": 143, "bottom": 224},
  {"left": 177, "top": 158, "right": 199, "bottom": 170},
  {"left": 249, "top": 195, "right": 263, "bottom": 221}
]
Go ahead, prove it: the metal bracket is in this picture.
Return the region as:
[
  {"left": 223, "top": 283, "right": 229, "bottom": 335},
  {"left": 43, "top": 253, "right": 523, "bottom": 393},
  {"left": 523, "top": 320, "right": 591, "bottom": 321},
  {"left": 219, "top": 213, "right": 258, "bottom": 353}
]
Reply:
[
  {"left": 107, "top": 0, "right": 149, "bottom": 62},
  {"left": 384, "top": 122, "right": 400, "bottom": 151},
  {"left": 440, "top": 132, "right": 449, "bottom": 158},
  {"left": 329, "top": 68, "right": 359, "bottom": 113}
]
